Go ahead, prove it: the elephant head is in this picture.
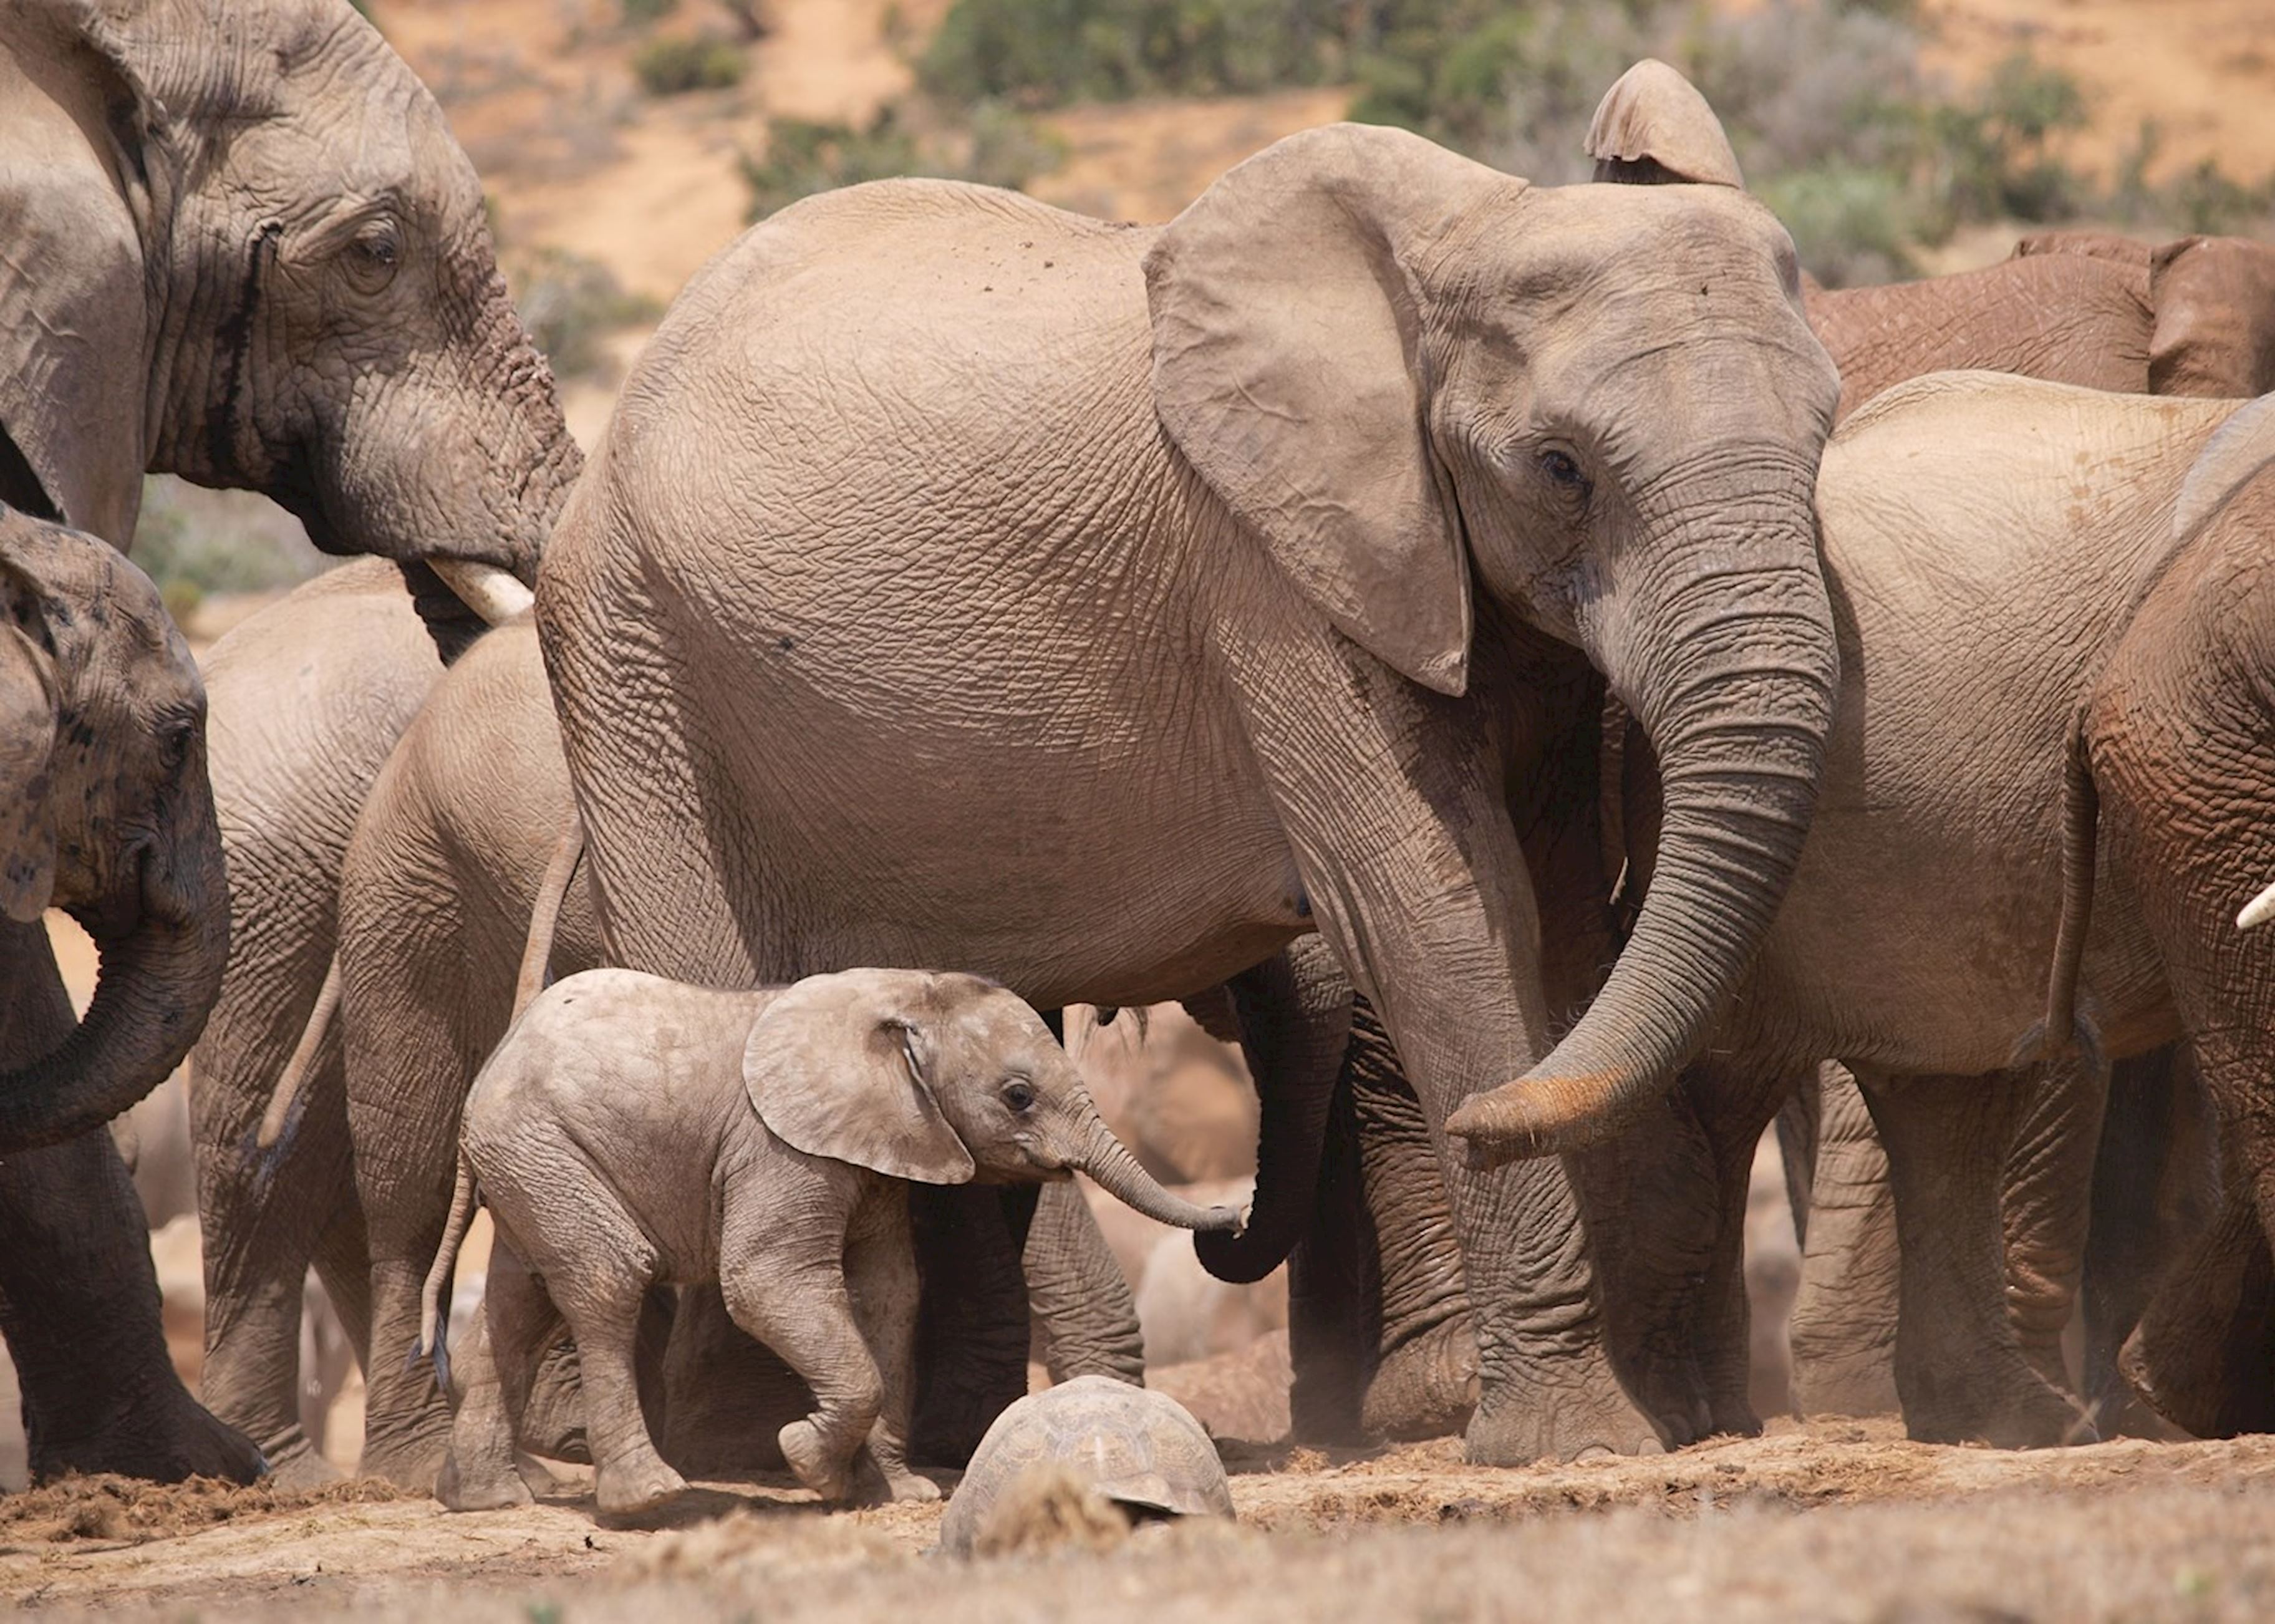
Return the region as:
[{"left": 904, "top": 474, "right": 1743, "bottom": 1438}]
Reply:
[
  {"left": 1144, "top": 105, "right": 1840, "bottom": 1163},
  {"left": 0, "top": 0, "right": 575, "bottom": 607},
  {"left": 0, "top": 508, "right": 228, "bottom": 1151},
  {"left": 743, "top": 970, "right": 1245, "bottom": 1232}
]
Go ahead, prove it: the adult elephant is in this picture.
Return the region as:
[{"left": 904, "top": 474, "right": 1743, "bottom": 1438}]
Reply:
[
  {"left": 1451, "top": 371, "right": 2259, "bottom": 1446},
  {"left": 0, "top": 510, "right": 259, "bottom": 1481},
  {"left": 314, "top": 622, "right": 1152, "bottom": 1486},
  {"left": 2064, "top": 392, "right": 2275, "bottom": 1437},
  {"left": 190, "top": 561, "right": 486, "bottom": 1482},
  {"left": 2, "top": 0, "right": 577, "bottom": 1478},
  {"left": 537, "top": 123, "right": 1846, "bottom": 1465}
]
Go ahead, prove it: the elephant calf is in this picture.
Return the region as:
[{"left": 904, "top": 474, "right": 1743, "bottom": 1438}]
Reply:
[{"left": 421, "top": 967, "right": 1238, "bottom": 1517}]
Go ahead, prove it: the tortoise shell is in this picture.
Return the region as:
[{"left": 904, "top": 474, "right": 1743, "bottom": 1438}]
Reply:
[{"left": 937, "top": 1376, "right": 1234, "bottom": 1554}]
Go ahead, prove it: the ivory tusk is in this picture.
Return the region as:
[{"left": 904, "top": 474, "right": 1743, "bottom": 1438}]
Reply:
[
  {"left": 2238, "top": 879, "right": 2275, "bottom": 930},
  {"left": 428, "top": 558, "right": 535, "bottom": 626}
]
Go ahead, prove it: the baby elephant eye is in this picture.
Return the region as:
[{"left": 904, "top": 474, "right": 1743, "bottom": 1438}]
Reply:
[{"left": 1000, "top": 1080, "right": 1036, "bottom": 1114}]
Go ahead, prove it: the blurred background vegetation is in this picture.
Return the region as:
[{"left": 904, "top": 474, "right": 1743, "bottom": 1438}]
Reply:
[{"left": 143, "top": 0, "right": 2275, "bottom": 627}]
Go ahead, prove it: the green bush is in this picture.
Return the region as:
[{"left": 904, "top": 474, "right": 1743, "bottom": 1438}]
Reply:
[
  {"left": 511, "top": 248, "right": 663, "bottom": 382},
  {"left": 620, "top": 0, "right": 677, "bottom": 24},
  {"left": 632, "top": 32, "right": 745, "bottom": 95},
  {"left": 922, "top": 0, "right": 1357, "bottom": 105},
  {"left": 133, "top": 476, "right": 329, "bottom": 617}
]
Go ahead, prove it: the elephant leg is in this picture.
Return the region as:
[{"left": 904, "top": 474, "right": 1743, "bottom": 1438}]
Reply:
[
  {"left": 722, "top": 1238, "right": 882, "bottom": 1506},
  {"left": 190, "top": 962, "right": 359, "bottom": 1484},
  {"left": 841, "top": 1191, "right": 937, "bottom": 1504},
  {"left": 1998, "top": 1053, "right": 2106, "bottom": 1396},
  {"left": 1023, "top": 1179, "right": 1143, "bottom": 1388},
  {"left": 2121, "top": 1190, "right": 2275, "bottom": 1438},
  {"left": 1348, "top": 999, "right": 1474, "bottom": 1443},
  {"left": 1858, "top": 1068, "right": 2084, "bottom": 1448},
  {"left": 907, "top": 1184, "right": 1038, "bottom": 1464},
  {"left": 1567, "top": 1074, "right": 1721, "bottom": 1447},
  {"left": 657, "top": 1283, "right": 806, "bottom": 1476},
  {"left": 345, "top": 979, "right": 484, "bottom": 1487},
  {"left": 1683, "top": 1059, "right": 1800, "bottom": 1437},
  {"left": 437, "top": 1245, "right": 554, "bottom": 1512},
  {"left": 1289, "top": 1050, "right": 1378, "bottom": 1444},
  {"left": 1787, "top": 1063, "right": 1901, "bottom": 1418},
  {"left": 1773, "top": 1070, "right": 1820, "bottom": 1252},
  {"left": 0, "top": 924, "right": 263, "bottom": 1484},
  {"left": 2086, "top": 1046, "right": 2224, "bottom": 1434},
  {"left": 553, "top": 1272, "right": 685, "bottom": 1517}
]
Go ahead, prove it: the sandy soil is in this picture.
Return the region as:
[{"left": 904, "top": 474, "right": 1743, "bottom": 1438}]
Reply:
[
  {"left": 7, "top": 1423, "right": 2275, "bottom": 1620},
  {"left": 1922, "top": 0, "right": 2275, "bottom": 183}
]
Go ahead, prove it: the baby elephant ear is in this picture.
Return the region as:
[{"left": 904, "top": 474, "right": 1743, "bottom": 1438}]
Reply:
[
  {"left": 743, "top": 972, "right": 977, "bottom": 1186},
  {"left": 1586, "top": 59, "right": 1745, "bottom": 188}
]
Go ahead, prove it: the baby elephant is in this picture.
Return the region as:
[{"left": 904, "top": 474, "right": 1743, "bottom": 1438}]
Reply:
[{"left": 420, "top": 966, "right": 1240, "bottom": 1516}]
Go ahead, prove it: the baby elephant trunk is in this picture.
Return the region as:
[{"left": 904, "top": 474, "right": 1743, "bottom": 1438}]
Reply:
[{"left": 1071, "top": 1114, "right": 1244, "bottom": 1233}]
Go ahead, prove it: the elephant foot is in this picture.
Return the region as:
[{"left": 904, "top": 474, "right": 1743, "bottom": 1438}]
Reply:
[
  {"left": 1462, "top": 1371, "right": 1661, "bottom": 1467},
  {"left": 594, "top": 1454, "right": 689, "bottom": 1518},
  {"left": 1901, "top": 1371, "right": 2090, "bottom": 1450},
  {"left": 259, "top": 1439, "right": 347, "bottom": 1492},
  {"left": 779, "top": 1419, "right": 857, "bottom": 1502},
  {"left": 435, "top": 1446, "right": 534, "bottom": 1512},
  {"left": 2117, "top": 1222, "right": 2275, "bottom": 1439},
  {"left": 35, "top": 1385, "right": 267, "bottom": 1487},
  {"left": 354, "top": 1422, "right": 452, "bottom": 1493},
  {"left": 849, "top": 1448, "right": 941, "bottom": 1506},
  {"left": 1361, "top": 1320, "right": 1479, "bottom": 1442}
]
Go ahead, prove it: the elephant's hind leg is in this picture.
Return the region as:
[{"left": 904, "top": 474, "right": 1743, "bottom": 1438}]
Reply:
[{"left": 1860, "top": 1068, "right": 2087, "bottom": 1448}]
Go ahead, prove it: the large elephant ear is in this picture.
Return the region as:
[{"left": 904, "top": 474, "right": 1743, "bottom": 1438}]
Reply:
[
  {"left": 0, "top": 558, "right": 60, "bottom": 924},
  {"left": 0, "top": 0, "right": 162, "bottom": 546},
  {"left": 1585, "top": 60, "right": 1744, "bottom": 188},
  {"left": 1144, "top": 123, "right": 1513, "bottom": 697},
  {"left": 2150, "top": 237, "right": 2275, "bottom": 400},
  {"left": 743, "top": 971, "right": 977, "bottom": 1186}
]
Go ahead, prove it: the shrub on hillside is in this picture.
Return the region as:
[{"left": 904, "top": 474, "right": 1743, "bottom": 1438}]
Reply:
[
  {"left": 511, "top": 248, "right": 662, "bottom": 383},
  {"left": 632, "top": 32, "right": 745, "bottom": 95}
]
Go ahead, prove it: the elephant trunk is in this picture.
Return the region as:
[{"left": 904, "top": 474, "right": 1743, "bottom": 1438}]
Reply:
[
  {"left": 0, "top": 836, "right": 229, "bottom": 1154},
  {"left": 1450, "top": 479, "right": 1838, "bottom": 1162},
  {"left": 1072, "top": 1113, "right": 1245, "bottom": 1233}
]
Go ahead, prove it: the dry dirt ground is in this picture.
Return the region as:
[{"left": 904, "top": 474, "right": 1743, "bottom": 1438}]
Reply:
[{"left": 7, "top": 1423, "right": 2275, "bottom": 1620}]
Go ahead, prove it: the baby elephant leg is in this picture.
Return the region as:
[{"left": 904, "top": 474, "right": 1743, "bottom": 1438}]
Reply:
[
  {"left": 841, "top": 1188, "right": 937, "bottom": 1504},
  {"left": 546, "top": 1259, "right": 687, "bottom": 1517},
  {"left": 720, "top": 1218, "right": 884, "bottom": 1504}
]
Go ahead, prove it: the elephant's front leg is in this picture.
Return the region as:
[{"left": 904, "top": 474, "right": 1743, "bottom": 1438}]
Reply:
[
  {"left": 1229, "top": 645, "right": 1653, "bottom": 1466},
  {"left": 840, "top": 1187, "right": 939, "bottom": 1504},
  {"left": 722, "top": 1236, "right": 884, "bottom": 1503}
]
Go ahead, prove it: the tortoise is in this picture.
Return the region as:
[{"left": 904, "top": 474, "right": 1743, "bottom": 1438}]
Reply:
[{"left": 937, "top": 1375, "right": 1235, "bottom": 1555}]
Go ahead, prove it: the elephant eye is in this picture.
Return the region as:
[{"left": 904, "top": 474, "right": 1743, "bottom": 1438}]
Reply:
[
  {"left": 158, "top": 718, "right": 195, "bottom": 771},
  {"left": 343, "top": 220, "right": 402, "bottom": 292},
  {"left": 1000, "top": 1079, "right": 1036, "bottom": 1114},
  {"left": 1538, "top": 448, "right": 1590, "bottom": 493}
]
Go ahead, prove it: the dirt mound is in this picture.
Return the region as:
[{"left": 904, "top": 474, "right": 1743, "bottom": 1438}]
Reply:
[{"left": 0, "top": 1474, "right": 402, "bottom": 1551}]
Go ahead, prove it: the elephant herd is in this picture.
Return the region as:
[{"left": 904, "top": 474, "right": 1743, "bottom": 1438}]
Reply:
[{"left": 6, "top": 2, "right": 2275, "bottom": 1507}]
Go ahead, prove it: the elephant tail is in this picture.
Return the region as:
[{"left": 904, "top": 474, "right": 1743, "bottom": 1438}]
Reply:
[
  {"left": 254, "top": 954, "right": 344, "bottom": 1153},
  {"left": 511, "top": 813, "right": 585, "bottom": 1023},
  {"left": 416, "top": 1149, "right": 481, "bottom": 1395},
  {"left": 2032, "top": 720, "right": 2099, "bottom": 1067}
]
